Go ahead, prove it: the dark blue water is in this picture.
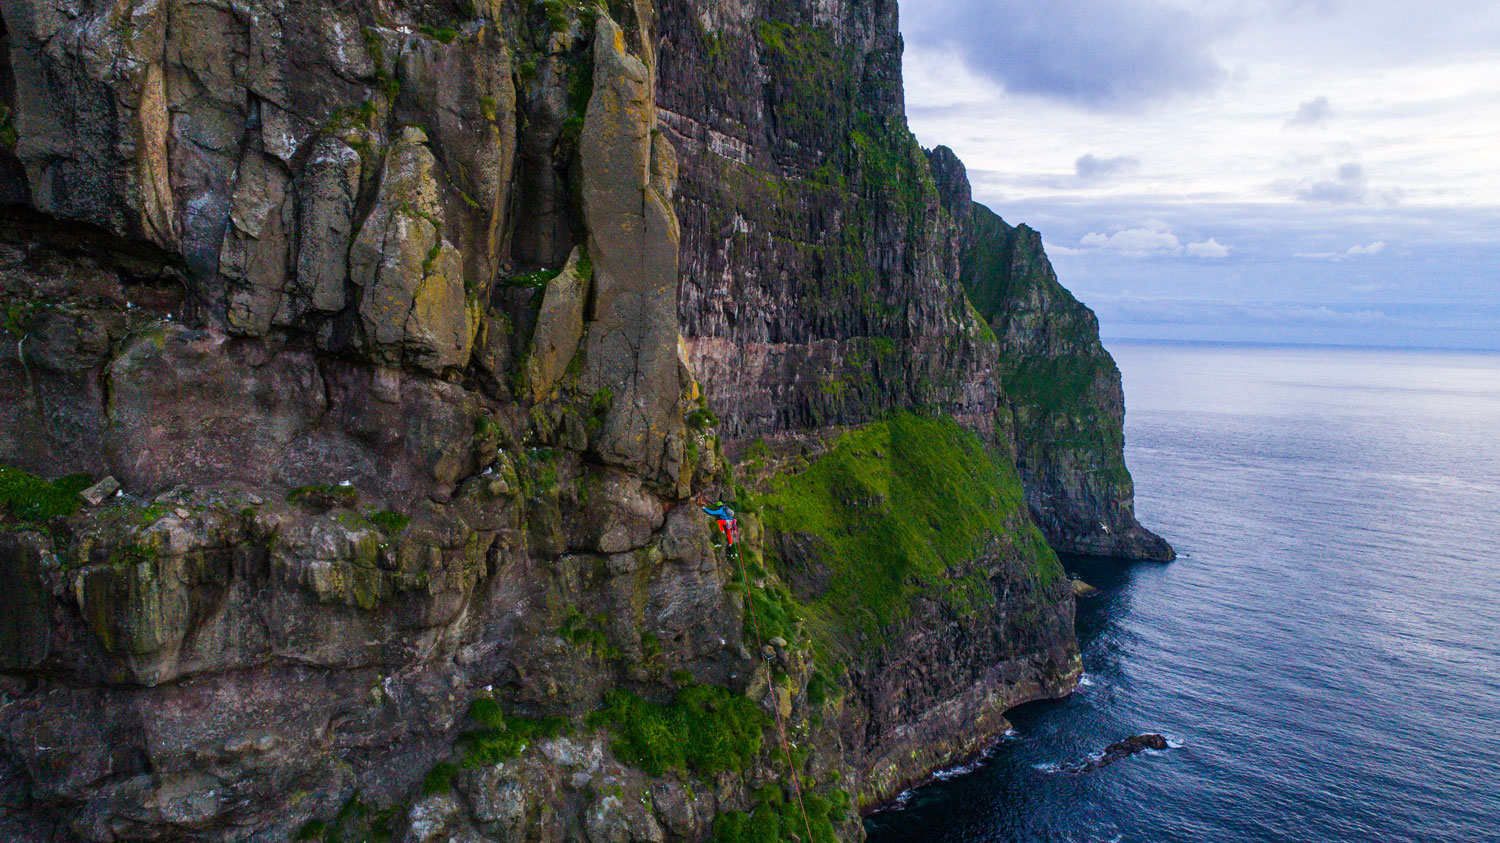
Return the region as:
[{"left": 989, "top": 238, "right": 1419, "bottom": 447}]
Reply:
[{"left": 865, "top": 342, "right": 1500, "bottom": 843}]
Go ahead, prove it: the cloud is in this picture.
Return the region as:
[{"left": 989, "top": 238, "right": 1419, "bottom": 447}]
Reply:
[
  {"left": 900, "top": 0, "right": 1228, "bottom": 109},
  {"left": 1076, "top": 154, "right": 1142, "bottom": 180},
  {"left": 1283, "top": 161, "right": 1368, "bottom": 203},
  {"left": 1185, "top": 238, "right": 1232, "bottom": 258},
  {"left": 1286, "top": 96, "right": 1333, "bottom": 128},
  {"left": 1072, "top": 222, "right": 1232, "bottom": 259},
  {"left": 1080, "top": 227, "right": 1182, "bottom": 255},
  {"left": 1296, "top": 240, "right": 1388, "bottom": 260}
]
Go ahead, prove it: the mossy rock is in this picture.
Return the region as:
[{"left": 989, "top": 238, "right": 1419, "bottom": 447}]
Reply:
[
  {"left": 287, "top": 484, "right": 359, "bottom": 511},
  {"left": 0, "top": 465, "right": 92, "bottom": 524}
]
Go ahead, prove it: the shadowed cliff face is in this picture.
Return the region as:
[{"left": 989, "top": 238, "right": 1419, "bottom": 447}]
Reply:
[{"left": 0, "top": 0, "right": 1120, "bottom": 840}]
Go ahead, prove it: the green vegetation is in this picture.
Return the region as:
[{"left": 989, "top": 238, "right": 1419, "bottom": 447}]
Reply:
[
  {"left": 758, "top": 412, "right": 1061, "bottom": 644},
  {"left": 541, "top": 0, "right": 571, "bottom": 33},
  {"left": 417, "top": 24, "right": 459, "bottom": 43},
  {"left": 502, "top": 268, "right": 561, "bottom": 289},
  {"left": 588, "top": 684, "right": 768, "bottom": 778},
  {"left": 4, "top": 301, "right": 45, "bottom": 339},
  {"left": 711, "top": 783, "right": 850, "bottom": 843},
  {"left": 589, "top": 388, "right": 612, "bottom": 416},
  {"left": 728, "top": 559, "right": 801, "bottom": 644},
  {"left": 686, "top": 405, "right": 718, "bottom": 430},
  {"left": 421, "top": 762, "right": 459, "bottom": 795},
  {"left": 1001, "top": 353, "right": 1112, "bottom": 419},
  {"left": 366, "top": 510, "right": 409, "bottom": 536},
  {"left": 359, "top": 28, "right": 401, "bottom": 101},
  {"left": 0, "top": 466, "right": 91, "bottom": 523},
  {"left": 287, "top": 484, "right": 359, "bottom": 509},
  {"left": 749, "top": 18, "right": 941, "bottom": 316},
  {"left": 460, "top": 697, "right": 571, "bottom": 767},
  {"left": 297, "top": 794, "right": 400, "bottom": 843},
  {"left": 804, "top": 668, "right": 833, "bottom": 708},
  {"left": 108, "top": 542, "right": 161, "bottom": 567},
  {"left": 557, "top": 50, "right": 595, "bottom": 151},
  {"left": 322, "top": 100, "right": 379, "bottom": 133},
  {"left": 558, "top": 605, "right": 621, "bottom": 660}
]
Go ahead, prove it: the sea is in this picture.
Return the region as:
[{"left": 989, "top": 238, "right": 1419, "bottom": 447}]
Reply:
[{"left": 864, "top": 341, "right": 1500, "bottom": 843}]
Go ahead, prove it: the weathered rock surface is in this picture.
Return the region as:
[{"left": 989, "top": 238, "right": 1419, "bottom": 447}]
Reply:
[
  {"left": 580, "top": 16, "right": 691, "bottom": 489},
  {"left": 0, "top": 0, "right": 1161, "bottom": 839},
  {"left": 525, "top": 247, "right": 591, "bottom": 402}
]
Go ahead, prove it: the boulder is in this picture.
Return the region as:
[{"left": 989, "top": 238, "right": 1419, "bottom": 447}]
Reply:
[{"left": 79, "top": 476, "right": 120, "bottom": 506}]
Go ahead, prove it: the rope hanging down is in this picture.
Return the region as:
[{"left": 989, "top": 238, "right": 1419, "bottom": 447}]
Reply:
[{"left": 731, "top": 539, "right": 815, "bottom": 843}]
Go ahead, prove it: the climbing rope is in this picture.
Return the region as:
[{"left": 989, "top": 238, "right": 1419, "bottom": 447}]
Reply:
[{"left": 730, "top": 540, "right": 816, "bottom": 843}]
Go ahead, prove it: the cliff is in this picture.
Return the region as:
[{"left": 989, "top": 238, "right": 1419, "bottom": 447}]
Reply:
[
  {"left": 935, "top": 150, "right": 1174, "bottom": 562},
  {"left": 0, "top": 1, "right": 1149, "bottom": 841}
]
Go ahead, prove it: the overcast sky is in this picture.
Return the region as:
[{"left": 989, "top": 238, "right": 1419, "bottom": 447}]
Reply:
[{"left": 899, "top": 0, "right": 1500, "bottom": 349}]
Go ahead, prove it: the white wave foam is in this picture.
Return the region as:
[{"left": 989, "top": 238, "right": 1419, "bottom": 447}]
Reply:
[{"left": 931, "top": 760, "right": 980, "bottom": 781}]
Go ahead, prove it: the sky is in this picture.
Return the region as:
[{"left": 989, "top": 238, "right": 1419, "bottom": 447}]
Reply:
[{"left": 898, "top": 0, "right": 1500, "bottom": 349}]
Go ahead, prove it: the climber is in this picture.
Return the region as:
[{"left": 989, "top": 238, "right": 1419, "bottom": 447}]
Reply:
[{"left": 702, "top": 500, "right": 738, "bottom": 546}]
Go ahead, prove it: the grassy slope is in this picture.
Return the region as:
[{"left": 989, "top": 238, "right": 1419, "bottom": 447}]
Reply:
[{"left": 755, "top": 413, "right": 1062, "bottom": 650}]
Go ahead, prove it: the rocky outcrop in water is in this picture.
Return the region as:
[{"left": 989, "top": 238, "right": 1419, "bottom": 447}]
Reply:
[
  {"left": 1062, "top": 733, "right": 1170, "bottom": 773},
  {"left": 0, "top": 0, "right": 1152, "bottom": 839}
]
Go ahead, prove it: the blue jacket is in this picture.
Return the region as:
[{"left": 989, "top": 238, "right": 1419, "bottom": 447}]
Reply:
[{"left": 703, "top": 504, "right": 735, "bottom": 520}]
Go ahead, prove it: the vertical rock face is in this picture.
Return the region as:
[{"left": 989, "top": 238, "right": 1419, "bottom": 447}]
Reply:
[
  {"left": 957, "top": 199, "right": 1175, "bottom": 562},
  {"left": 0, "top": 1, "right": 1157, "bottom": 841},
  {"left": 657, "top": 0, "right": 998, "bottom": 444},
  {"left": 654, "top": 8, "right": 1167, "bottom": 556},
  {"left": 579, "top": 16, "right": 691, "bottom": 489}
]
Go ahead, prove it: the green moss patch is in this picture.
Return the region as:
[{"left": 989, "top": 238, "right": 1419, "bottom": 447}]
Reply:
[
  {"left": 287, "top": 484, "right": 358, "bottom": 510},
  {"left": 588, "top": 685, "right": 768, "bottom": 779},
  {"left": 0, "top": 466, "right": 91, "bottom": 523},
  {"left": 727, "top": 559, "right": 802, "bottom": 644},
  {"left": 758, "top": 413, "right": 1059, "bottom": 644},
  {"left": 711, "top": 783, "right": 850, "bottom": 843},
  {"left": 1001, "top": 353, "right": 1113, "bottom": 419},
  {"left": 297, "top": 794, "right": 400, "bottom": 843},
  {"left": 460, "top": 698, "right": 571, "bottom": 767},
  {"left": 366, "top": 510, "right": 409, "bottom": 536}
]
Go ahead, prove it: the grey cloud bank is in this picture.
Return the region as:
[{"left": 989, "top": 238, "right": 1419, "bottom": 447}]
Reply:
[
  {"left": 1076, "top": 154, "right": 1142, "bottom": 180},
  {"left": 901, "top": 0, "right": 1227, "bottom": 109},
  {"left": 1287, "top": 95, "right": 1334, "bottom": 127}
]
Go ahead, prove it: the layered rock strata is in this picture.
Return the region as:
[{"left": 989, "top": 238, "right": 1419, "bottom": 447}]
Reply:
[{"left": 0, "top": 0, "right": 1153, "bottom": 840}]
